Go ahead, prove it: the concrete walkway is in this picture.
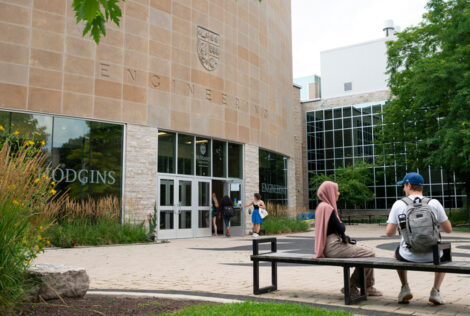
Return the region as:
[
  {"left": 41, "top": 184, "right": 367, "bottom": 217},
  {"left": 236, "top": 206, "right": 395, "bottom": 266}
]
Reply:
[{"left": 35, "top": 224, "right": 470, "bottom": 315}]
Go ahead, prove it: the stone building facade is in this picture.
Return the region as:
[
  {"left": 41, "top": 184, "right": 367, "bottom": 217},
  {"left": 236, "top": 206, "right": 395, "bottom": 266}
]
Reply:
[{"left": 0, "top": 0, "right": 304, "bottom": 237}]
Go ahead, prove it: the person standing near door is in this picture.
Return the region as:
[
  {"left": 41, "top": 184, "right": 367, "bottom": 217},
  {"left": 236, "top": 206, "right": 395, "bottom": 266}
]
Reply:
[
  {"left": 211, "top": 193, "right": 220, "bottom": 236},
  {"left": 219, "top": 195, "right": 233, "bottom": 237},
  {"left": 245, "top": 193, "right": 266, "bottom": 237}
]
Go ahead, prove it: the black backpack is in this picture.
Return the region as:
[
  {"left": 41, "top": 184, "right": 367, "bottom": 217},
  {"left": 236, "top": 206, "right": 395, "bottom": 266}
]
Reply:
[{"left": 223, "top": 205, "right": 234, "bottom": 218}]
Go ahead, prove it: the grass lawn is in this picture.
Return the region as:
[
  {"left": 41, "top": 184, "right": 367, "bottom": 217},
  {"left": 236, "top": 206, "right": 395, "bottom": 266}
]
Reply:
[{"left": 158, "top": 301, "right": 354, "bottom": 316}]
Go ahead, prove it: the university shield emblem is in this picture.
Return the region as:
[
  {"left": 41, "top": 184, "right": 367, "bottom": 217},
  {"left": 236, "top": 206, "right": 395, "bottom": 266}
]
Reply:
[{"left": 197, "top": 26, "right": 220, "bottom": 71}]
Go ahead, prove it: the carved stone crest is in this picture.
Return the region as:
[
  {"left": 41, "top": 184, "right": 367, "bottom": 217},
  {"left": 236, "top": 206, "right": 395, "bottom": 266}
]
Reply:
[{"left": 197, "top": 26, "right": 220, "bottom": 71}]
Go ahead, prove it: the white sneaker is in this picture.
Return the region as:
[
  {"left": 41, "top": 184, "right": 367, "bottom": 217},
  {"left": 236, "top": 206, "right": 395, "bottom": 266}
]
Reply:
[
  {"left": 398, "top": 284, "right": 413, "bottom": 304},
  {"left": 252, "top": 233, "right": 259, "bottom": 238},
  {"left": 429, "top": 288, "right": 445, "bottom": 305}
]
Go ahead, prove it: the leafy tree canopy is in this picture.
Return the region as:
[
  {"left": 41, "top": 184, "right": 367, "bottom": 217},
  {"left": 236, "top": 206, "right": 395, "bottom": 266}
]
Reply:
[
  {"left": 311, "top": 163, "right": 375, "bottom": 210},
  {"left": 73, "top": 0, "right": 123, "bottom": 44},
  {"left": 379, "top": 0, "right": 470, "bottom": 220}
]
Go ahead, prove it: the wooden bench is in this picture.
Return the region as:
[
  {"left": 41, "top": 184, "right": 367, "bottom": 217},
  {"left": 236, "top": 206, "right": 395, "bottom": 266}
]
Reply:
[{"left": 251, "top": 238, "right": 464, "bottom": 305}]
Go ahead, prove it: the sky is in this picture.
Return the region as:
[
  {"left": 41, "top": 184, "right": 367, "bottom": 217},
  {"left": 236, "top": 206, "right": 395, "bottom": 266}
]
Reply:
[{"left": 291, "top": 0, "right": 429, "bottom": 78}]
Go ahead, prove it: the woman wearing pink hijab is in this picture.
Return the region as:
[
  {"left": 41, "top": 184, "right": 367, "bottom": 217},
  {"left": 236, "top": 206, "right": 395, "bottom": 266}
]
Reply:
[{"left": 314, "top": 181, "right": 382, "bottom": 297}]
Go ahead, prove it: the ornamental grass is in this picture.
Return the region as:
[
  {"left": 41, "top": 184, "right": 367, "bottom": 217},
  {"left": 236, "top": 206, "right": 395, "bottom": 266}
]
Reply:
[{"left": 0, "top": 138, "right": 63, "bottom": 314}]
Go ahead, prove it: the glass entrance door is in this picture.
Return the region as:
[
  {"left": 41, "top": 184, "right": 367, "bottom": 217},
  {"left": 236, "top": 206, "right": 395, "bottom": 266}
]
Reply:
[
  {"left": 196, "top": 180, "right": 211, "bottom": 237},
  {"left": 158, "top": 177, "right": 212, "bottom": 239},
  {"left": 224, "top": 180, "right": 244, "bottom": 236}
]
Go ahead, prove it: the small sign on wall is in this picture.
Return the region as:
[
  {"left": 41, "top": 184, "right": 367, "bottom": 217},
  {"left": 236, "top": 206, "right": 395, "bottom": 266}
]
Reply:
[{"left": 230, "top": 183, "right": 240, "bottom": 191}]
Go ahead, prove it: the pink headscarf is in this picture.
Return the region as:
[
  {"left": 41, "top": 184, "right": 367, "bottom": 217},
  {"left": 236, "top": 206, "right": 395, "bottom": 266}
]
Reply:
[{"left": 314, "top": 181, "right": 341, "bottom": 258}]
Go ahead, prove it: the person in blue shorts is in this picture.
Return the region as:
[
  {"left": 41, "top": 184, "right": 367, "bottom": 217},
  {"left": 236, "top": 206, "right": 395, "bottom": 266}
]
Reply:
[{"left": 245, "top": 193, "right": 266, "bottom": 238}]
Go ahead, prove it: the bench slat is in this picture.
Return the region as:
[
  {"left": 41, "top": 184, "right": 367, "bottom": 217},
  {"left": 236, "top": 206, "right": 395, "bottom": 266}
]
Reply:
[{"left": 251, "top": 253, "right": 470, "bottom": 273}]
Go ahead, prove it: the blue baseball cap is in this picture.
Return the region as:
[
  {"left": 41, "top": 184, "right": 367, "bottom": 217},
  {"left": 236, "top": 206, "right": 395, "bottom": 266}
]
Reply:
[{"left": 396, "top": 172, "right": 424, "bottom": 186}]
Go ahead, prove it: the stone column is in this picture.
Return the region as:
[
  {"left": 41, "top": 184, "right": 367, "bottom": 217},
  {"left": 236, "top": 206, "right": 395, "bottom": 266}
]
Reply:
[
  {"left": 123, "top": 124, "right": 158, "bottom": 226},
  {"left": 243, "top": 144, "right": 259, "bottom": 235},
  {"left": 288, "top": 157, "right": 297, "bottom": 217}
]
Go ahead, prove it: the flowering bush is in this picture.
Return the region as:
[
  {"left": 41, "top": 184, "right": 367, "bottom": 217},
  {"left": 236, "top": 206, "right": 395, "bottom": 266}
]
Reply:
[{"left": 0, "top": 128, "right": 63, "bottom": 313}]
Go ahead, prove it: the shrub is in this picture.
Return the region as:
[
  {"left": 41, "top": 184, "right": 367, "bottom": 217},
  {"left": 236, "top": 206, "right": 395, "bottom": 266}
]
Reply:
[
  {"left": 448, "top": 208, "right": 468, "bottom": 226},
  {"left": 41, "top": 195, "right": 150, "bottom": 246},
  {"left": 0, "top": 137, "right": 62, "bottom": 313},
  {"left": 261, "top": 202, "right": 310, "bottom": 235},
  {"left": 45, "top": 217, "right": 149, "bottom": 247}
]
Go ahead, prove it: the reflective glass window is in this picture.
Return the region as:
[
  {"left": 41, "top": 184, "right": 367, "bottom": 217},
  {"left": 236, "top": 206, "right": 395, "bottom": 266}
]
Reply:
[
  {"left": 334, "top": 131, "right": 343, "bottom": 147},
  {"left": 343, "top": 129, "right": 353, "bottom": 146},
  {"left": 158, "top": 131, "right": 176, "bottom": 173},
  {"left": 196, "top": 137, "right": 210, "bottom": 176},
  {"left": 179, "top": 180, "right": 192, "bottom": 206},
  {"left": 213, "top": 140, "right": 226, "bottom": 177},
  {"left": 334, "top": 108, "right": 342, "bottom": 118},
  {"left": 178, "top": 134, "right": 194, "bottom": 175},
  {"left": 160, "top": 180, "right": 174, "bottom": 206},
  {"left": 306, "top": 112, "right": 315, "bottom": 122},
  {"left": 325, "top": 131, "right": 333, "bottom": 148},
  {"left": 334, "top": 119, "right": 342, "bottom": 129},
  {"left": 51, "top": 118, "right": 123, "bottom": 200},
  {"left": 315, "top": 111, "right": 324, "bottom": 120},
  {"left": 228, "top": 143, "right": 242, "bottom": 178},
  {"left": 12, "top": 112, "right": 52, "bottom": 155},
  {"left": 325, "top": 120, "right": 333, "bottom": 131},
  {"left": 198, "top": 182, "right": 210, "bottom": 206},
  {"left": 325, "top": 109, "right": 333, "bottom": 120},
  {"left": 259, "top": 149, "right": 288, "bottom": 205}
]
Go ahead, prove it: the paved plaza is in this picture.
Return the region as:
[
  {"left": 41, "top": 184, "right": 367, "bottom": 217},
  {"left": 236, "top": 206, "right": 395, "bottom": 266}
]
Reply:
[{"left": 35, "top": 224, "right": 470, "bottom": 315}]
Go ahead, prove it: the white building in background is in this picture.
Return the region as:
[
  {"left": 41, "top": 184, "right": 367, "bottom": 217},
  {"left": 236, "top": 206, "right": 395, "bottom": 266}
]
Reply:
[{"left": 320, "top": 20, "right": 398, "bottom": 99}]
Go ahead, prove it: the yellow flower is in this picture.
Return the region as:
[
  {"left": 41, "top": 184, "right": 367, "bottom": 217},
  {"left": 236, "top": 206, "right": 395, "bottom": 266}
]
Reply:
[
  {"left": 42, "top": 174, "right": 47, "bottom": 178},
  {"left": 46, "top": 240, "right": 51, "bottom": 245},
  {"left": 12, "top": 200, "right": 19, "bottom": 205},
  {"left": 0, "top": 125, "right": 4, "bottom": 131},
  {"left": 35, "top": 178, "right": 40, "bottom": 183},
  {"left": 25, "top": 260, "right": 30, "bottom": 265},
  {"left": 34, "top": 245, "right": 39, "bottom": 250},
  {"left": 49, "top": 189, "right": 57, "bottom": 195},
  {"left": 38, "top": 235, "right": 42, "bottom": 240},
  {"left": 40, "top": 226, "right": 43, "bottom": 230},
  {"left": 14, "top": 130, "right": 19, "bottom": 135},
  {"left": 51, "top": 181, "right": 56, "bottom": 185},
  {"left": 28, "top": 140, "right": 35, "bottom": 146},
  {"left": 41, "top": 140, "right": 46, "bottom": 146},
  {"left": 21, "top": 203, "right": 25, "bottom": 206}
]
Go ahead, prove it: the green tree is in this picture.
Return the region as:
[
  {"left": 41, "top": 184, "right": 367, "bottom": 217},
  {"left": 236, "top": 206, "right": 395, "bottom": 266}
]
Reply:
[
  {"left": 310, "top": 164, "right": 375, "bottom": 210},
  {"left": 379, "top": 0, "right": 470, "bottom": 221},
  {"left": 72, "top": 0, "right": 124, "bottom": 44}
]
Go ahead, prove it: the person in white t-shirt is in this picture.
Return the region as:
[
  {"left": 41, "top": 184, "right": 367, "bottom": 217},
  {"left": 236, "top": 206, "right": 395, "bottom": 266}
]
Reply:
[{"left": 386, "top": 172, "right": 452, "bottom": 305}]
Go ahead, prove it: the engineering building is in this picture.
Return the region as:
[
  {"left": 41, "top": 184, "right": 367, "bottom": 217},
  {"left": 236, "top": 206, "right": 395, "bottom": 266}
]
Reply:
[
  {"left": 0, "top": 0, "right": 306, "bottom": 238},
  {"left": 302, "top": 22, "right": 465, "bottom": 211}
]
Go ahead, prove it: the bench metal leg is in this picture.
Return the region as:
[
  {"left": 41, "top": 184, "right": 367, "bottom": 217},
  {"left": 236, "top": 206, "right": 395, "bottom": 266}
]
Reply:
[
  {"left": 253, "top": 259, "right": 277, "bottom": 294},
  {"left": 253, "top": 238, "right": 278, "bottom": 295},
  {"left": 343, "top": 266, "right": 367, "bottom": 305}
]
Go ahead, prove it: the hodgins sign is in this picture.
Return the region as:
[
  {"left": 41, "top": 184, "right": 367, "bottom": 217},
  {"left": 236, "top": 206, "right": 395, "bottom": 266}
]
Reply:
[{"left": 40, "top": 168, "right": 117, "bottom": 185}]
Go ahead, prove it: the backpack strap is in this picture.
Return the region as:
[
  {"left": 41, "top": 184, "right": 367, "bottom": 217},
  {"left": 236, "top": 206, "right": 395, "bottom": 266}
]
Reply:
[
  {"left": 400, "top": 197, "right": 414, "bottom": 206},
  {"left": 421, "top": 197, "right": 431, "bottom": 205}
]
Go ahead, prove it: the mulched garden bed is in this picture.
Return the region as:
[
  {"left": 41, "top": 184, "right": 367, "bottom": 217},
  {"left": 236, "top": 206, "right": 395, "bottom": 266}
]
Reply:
[{"left": 17, "top": 294, "right": 214, "bottom": 316}]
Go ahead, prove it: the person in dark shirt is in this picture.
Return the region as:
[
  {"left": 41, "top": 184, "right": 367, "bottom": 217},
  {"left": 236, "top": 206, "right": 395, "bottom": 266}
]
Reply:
[{"left": 314, "top": 181, "right": 382, "bottom": 297}]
